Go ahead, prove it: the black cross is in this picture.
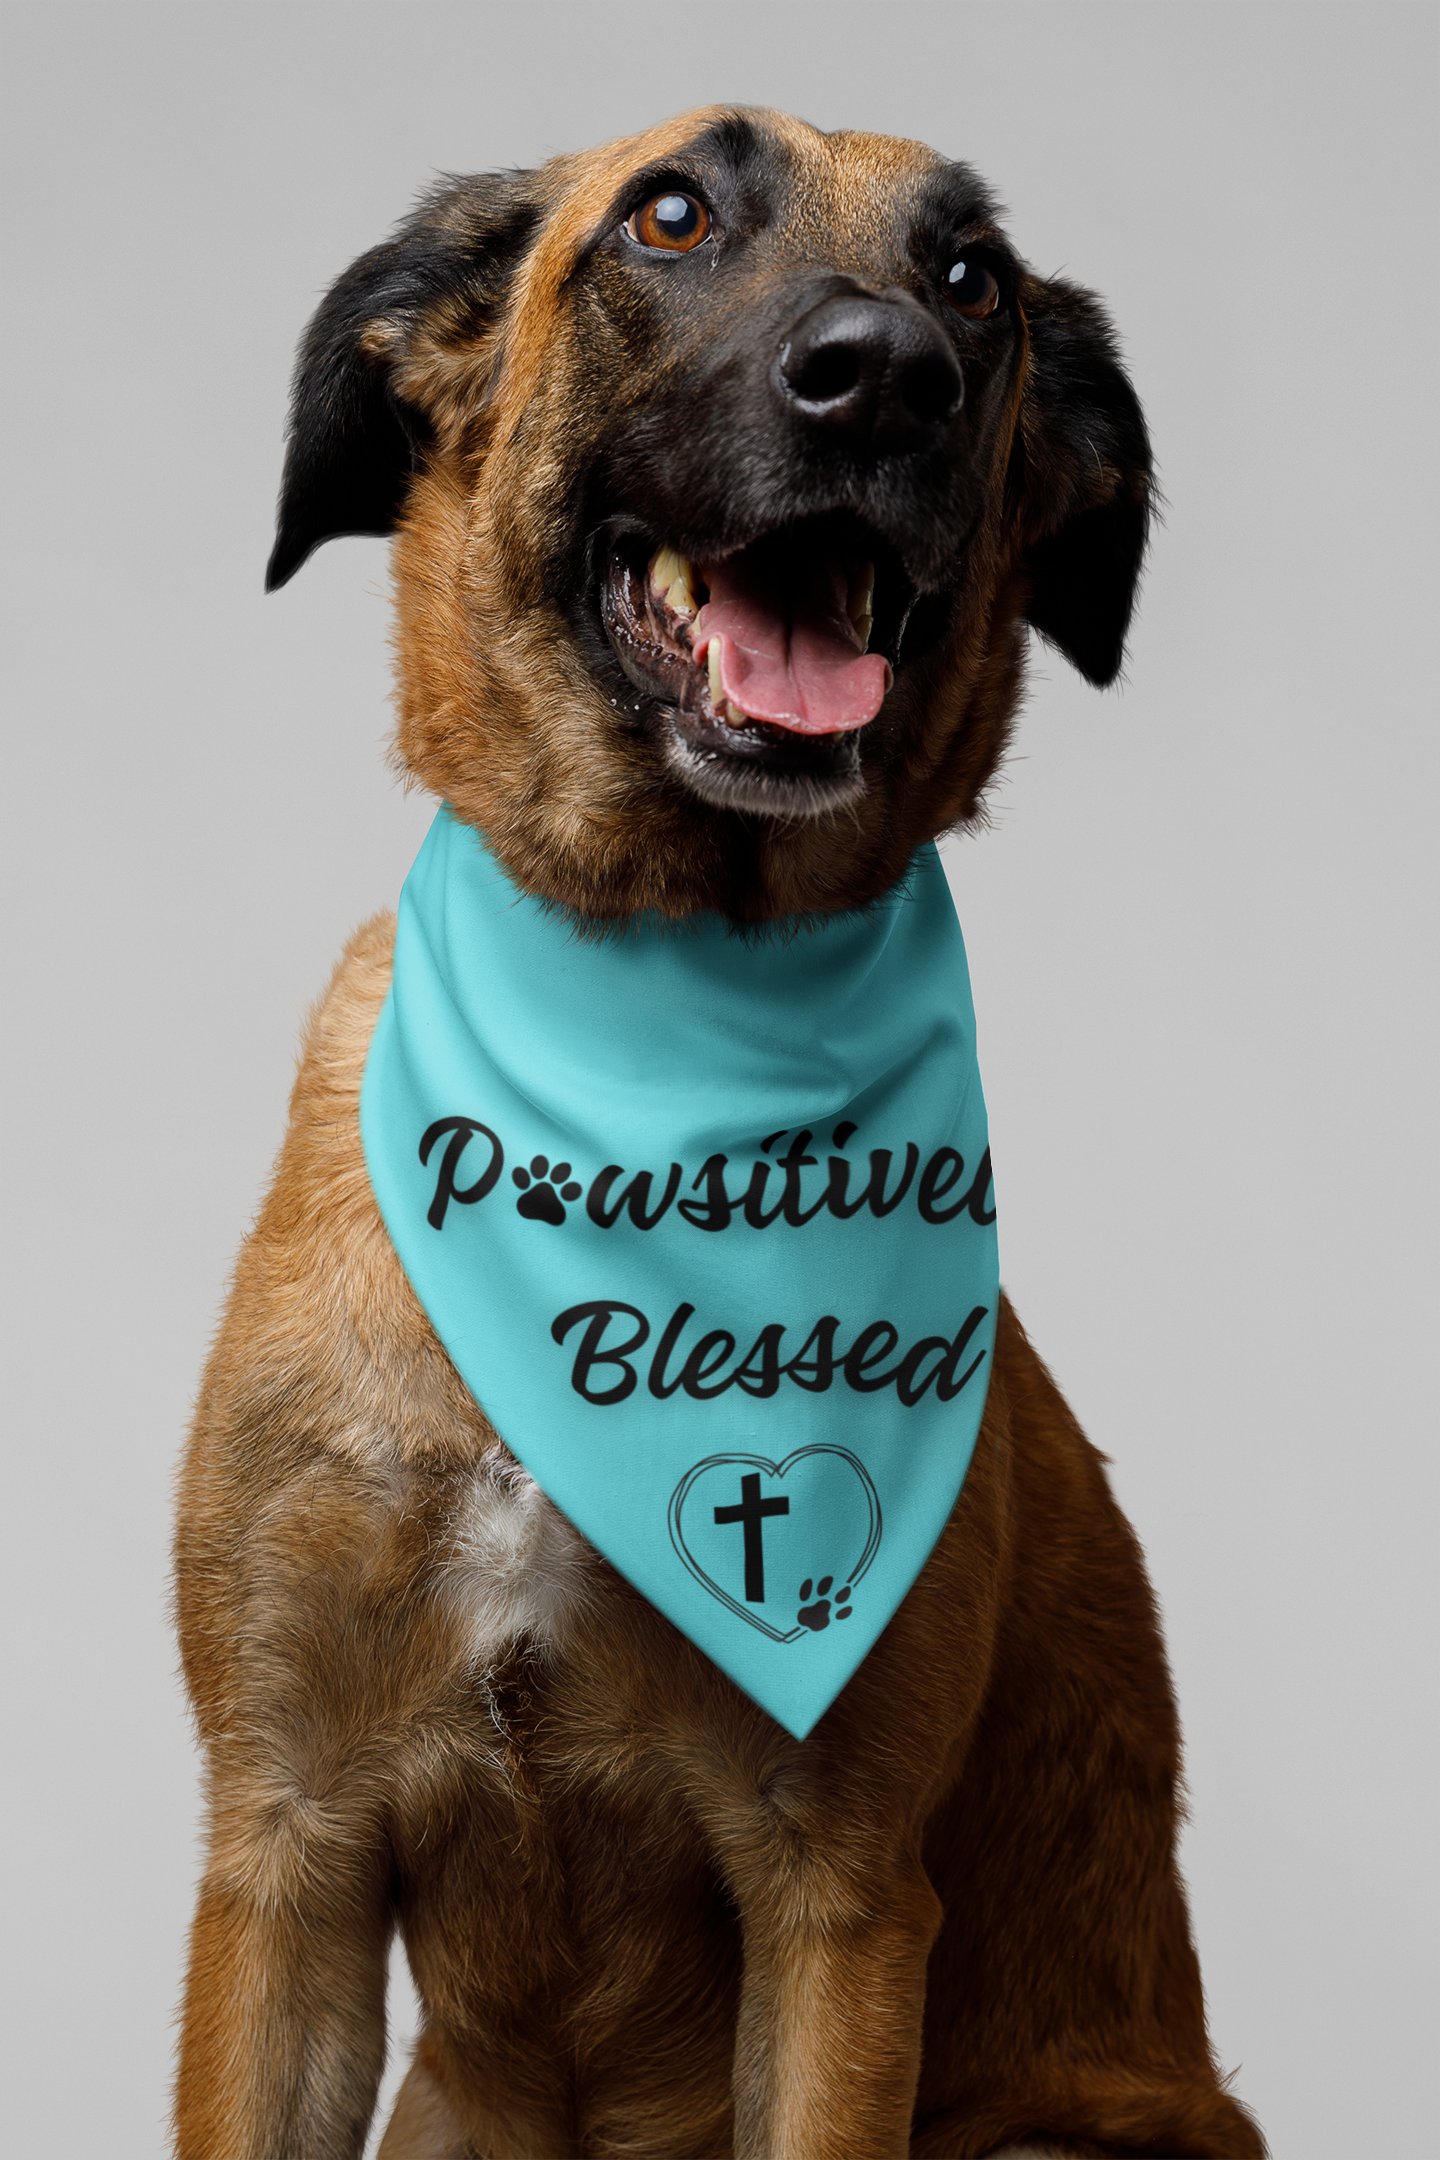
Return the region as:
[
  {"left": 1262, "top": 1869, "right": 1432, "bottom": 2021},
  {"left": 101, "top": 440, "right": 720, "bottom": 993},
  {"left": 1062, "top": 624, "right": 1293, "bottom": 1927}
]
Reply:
[{"left": 714, "top": 1472, "right": 789, "bottom": 1603}]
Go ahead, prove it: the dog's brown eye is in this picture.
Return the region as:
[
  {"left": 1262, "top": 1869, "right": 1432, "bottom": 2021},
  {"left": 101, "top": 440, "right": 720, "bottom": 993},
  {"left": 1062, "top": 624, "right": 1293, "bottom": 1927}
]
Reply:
[
  {"left": 628, "top": 192, "right": 711, "bottom": 252},
  {"left": 945, "top": 259, "right": 999, "bottom": 320}
]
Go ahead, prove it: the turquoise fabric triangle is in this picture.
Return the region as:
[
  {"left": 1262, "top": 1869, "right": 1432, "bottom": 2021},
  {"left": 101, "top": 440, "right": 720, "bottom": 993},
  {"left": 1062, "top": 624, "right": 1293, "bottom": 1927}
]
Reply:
[{"left": 361, "top": 811, "right": 999, "bottom": 1739}]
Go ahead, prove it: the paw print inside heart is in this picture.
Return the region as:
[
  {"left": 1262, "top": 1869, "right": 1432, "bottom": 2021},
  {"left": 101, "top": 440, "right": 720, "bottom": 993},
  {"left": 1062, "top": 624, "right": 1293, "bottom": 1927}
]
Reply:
[
  {"left": 797, "top": 1576, "right": 853, "bottom": 1631},
  {"left": 513, "top": 1156, "right": 583, "bottom": 1226}
]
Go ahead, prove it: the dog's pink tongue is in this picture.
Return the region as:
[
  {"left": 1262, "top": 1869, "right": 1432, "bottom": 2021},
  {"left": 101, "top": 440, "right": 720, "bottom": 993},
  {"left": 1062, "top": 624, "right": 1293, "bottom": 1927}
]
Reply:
[{"left": 693, "top": 558, "right": 891, "bottom": 734}]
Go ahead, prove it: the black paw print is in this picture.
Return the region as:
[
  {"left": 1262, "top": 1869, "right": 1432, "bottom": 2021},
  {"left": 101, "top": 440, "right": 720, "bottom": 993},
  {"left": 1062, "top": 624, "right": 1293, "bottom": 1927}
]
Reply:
[
  {"left": 796, "top": 1576, "right": 853, "bottom": 1632},
  {"left": 513, "top": 1155, "right": 582, "bottom": 1225}
]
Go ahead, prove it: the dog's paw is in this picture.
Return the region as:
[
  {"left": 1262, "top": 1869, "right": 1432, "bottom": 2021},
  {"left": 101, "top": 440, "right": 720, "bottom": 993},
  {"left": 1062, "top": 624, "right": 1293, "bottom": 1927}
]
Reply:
[
  {"left": 796, "top": 1575, "right": 852, "bottom": 1631},
  {"left": 513, "top": 1156, "right": 583, "bottom": 1225}
]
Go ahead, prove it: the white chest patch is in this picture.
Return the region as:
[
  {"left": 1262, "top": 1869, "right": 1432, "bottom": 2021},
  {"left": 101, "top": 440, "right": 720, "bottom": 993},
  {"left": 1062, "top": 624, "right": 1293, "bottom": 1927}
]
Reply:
[{"left": 438, "top": 1450, "right": 595, "bottom": 1666}]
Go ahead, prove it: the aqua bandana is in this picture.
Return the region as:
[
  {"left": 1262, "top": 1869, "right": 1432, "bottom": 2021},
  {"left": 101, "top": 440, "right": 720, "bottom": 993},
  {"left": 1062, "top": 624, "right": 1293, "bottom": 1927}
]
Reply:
[{"left": 361, "top": 811, "right": 999, "bottom": 1740}]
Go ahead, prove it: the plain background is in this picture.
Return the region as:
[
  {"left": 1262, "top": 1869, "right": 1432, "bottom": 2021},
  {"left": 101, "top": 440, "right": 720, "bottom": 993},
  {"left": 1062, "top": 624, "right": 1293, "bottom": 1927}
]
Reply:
[{"left": 3, "top": 3, "right": 1435, "bottom": 2153}]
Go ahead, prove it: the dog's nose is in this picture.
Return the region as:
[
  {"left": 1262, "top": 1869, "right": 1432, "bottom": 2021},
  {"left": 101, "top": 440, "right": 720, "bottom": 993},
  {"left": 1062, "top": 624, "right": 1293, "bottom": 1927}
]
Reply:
[{"left": 777, "top": 291, "right": 963, "bottom": 454}]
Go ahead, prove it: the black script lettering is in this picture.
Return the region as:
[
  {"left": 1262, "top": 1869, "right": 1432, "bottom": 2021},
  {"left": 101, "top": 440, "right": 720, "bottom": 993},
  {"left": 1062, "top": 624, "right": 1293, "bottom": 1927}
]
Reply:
[
  {"left": 681, "top": 1329, "right": 738, "bottom": 1399},
  {"left": 822, "top": 1143, "right": 920, "bottom": 1220},
  {"left": 822, "top": 1153, "right": 868, "bottom": 1219},
  {"left": 586, "top": 1161, "right": 682, "bottom": 1230},
  {"left": 917, "top": 1147, "right": 966, "bottom": 1224},
  {"left": 647, "top": 1302, "right": 695, "bottom": 1399},
  {"left": 550, "top": 1300, "right": 650, "bottom": 1405},
  {"left": 782, "top": 1315, "right": 840, "bottom": 1392},
  {"left": 960, "top": 1146, "right": 996, "bottom": 1226},
  {"left": 777, "top": 1130, "right": 828, "bottom": 1226},
  {"left": 843, "top": 1320, "right": 902, "bottom": 1392},
  {"left": 733, "top": 1323, "right": 785, "bottom": 1398},
  {"left": 741, "top": 1160, "right": 786, "bottom": 1229},
  {"left": 936, "top": 1306, "right": 990, "bottom": 1400},
  {"left": 420, "top": 1117, "right": 503, "bottom": 1230},
  {"left": 894, "top": 1333, "right": 951, "bottom": 1405},
  {"left": 864, "top": 1143, "right": 920, "bottom": 1217},
  {"left": 678, "top": 1154, "right": 740, "bottom": 1232}
]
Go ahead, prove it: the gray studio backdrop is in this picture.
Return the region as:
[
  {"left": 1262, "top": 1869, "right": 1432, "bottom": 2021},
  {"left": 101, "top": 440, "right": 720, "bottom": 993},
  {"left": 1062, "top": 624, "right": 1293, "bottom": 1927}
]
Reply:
[{"left": 3, "top": 3, "right": 1435, "bottom": 2153}]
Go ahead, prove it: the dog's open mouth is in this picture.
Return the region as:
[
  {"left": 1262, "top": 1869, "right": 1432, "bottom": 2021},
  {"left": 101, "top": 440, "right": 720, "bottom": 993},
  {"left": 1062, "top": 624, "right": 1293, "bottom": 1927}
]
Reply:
[{"left": 600, "top": 520, "right": 915, "bottom": 817}]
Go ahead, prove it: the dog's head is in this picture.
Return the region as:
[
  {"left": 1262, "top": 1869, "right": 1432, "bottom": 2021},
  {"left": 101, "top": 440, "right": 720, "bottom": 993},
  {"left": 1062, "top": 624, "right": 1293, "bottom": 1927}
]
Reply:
[{"left": 269, "top": 108, "right": 1150, "bottom": 922}]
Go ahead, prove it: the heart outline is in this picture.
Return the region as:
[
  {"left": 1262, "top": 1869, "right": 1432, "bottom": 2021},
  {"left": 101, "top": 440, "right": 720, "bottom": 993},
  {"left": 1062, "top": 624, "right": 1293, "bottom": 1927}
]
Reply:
[{"left": 668, "top": 1447, "right": 882, "bottom": 1642}]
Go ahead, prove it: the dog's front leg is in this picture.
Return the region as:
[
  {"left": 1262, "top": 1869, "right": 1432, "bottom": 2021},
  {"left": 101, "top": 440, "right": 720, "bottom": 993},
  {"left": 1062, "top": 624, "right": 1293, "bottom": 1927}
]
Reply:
[
  {"left": 726, "top": 1835, "right": 942, "bottom": 2160},
  {"left": 174, "top": 1758, "right": 391, "bottom": 2159}
]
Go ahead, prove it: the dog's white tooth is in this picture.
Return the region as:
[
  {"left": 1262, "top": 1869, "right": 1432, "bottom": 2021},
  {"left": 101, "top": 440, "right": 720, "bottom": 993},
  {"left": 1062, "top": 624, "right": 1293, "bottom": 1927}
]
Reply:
[
  {"left": 651, "top": 544, "right": 697, "bottom": 618},
  {"left": 704, "top": 637, "right": 748, "bottom": 724},
  {"left": 670, "top": 566, "right": 697, "bottom": 617},
  {"left": 848, "top": 561, "right": 875, "bottom": 651}
]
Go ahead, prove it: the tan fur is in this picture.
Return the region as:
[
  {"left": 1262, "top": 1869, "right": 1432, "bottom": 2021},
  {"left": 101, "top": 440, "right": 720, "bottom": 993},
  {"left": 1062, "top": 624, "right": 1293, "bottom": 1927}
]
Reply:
[
  {"left": 174, "top": 110, "right": 1264, "bottom": 2159},
  {"left": 377, "top": 2043, "right": 472, "bottom": 2158}
]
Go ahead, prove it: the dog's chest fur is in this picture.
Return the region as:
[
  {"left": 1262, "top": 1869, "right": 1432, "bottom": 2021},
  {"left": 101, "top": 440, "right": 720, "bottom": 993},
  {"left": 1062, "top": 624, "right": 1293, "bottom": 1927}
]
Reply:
[{"left": 439, "top": 1452, "right": 594, "bottom": 1665}]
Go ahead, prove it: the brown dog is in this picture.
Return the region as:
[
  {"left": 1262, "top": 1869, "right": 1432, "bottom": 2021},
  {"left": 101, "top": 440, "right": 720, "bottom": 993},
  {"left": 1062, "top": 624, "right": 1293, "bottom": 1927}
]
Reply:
[{"left": 173, "top": 108, "right": 1265, "bottom": 2159}]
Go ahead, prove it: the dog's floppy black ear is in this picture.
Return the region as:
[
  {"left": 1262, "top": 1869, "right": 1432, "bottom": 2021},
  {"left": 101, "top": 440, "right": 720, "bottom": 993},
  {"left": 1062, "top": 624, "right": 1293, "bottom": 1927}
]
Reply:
[
  {"left": 1014, "top": 276, "right": 1153, "bottom": 687},
  {"left": 266, "top": 173, "right": 541, "bottom": 592}
]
